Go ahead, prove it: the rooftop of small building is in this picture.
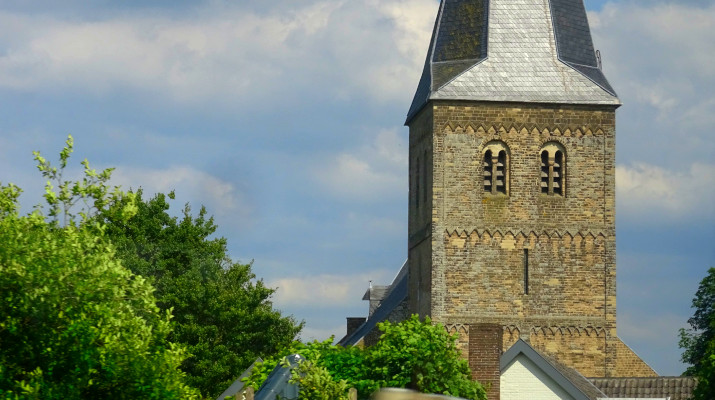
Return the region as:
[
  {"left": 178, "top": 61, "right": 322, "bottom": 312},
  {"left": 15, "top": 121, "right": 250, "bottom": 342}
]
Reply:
[{"left": 339, "top": 261, "right": 408, "bottom": 346}]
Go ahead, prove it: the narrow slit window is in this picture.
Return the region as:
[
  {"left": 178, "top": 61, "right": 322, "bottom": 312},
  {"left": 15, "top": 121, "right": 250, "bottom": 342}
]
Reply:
[
  {"left": 524, "top": 249, "right": 529, "bottom": 295},
  {"left": 423, "top": 150, "right": 429, "bottom": 205},
  {"left": 540, "top": 151, "right": 549, "bottom": 194},
  {"left": 415, "top": 156, "right": 420, "bottom": 208},
  {"left": 409, "top": 156, "right": 413, "bottom": 204}
]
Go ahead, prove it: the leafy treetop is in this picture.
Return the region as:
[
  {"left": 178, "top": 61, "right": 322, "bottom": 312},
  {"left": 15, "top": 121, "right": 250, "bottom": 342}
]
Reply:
[
  {"left": 96, "top": 188, "right": 303, "bottom": 398},
  {"left": 32, "top": 135, "right": 136, "bottom": 226},
  {"left": 679, "top": 267, "right": 715, "bottom": 399},
  {"left": 243, "top": 315, "right": 486, "bottom": 400},
  {"left": 0, "top": 137, "right": 198, "bottom": 399}
]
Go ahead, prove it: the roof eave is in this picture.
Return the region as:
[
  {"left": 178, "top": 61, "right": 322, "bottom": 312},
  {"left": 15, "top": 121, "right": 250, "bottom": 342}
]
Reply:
[{"left": 407, "top": 96, "right": 621, "bottom": 125}]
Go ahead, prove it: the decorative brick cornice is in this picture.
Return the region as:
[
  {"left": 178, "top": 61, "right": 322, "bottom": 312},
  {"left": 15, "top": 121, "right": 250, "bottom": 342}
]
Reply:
[
  {"left": 444, "top": 322, "right": 608, "bottom": 338},
  {"left": 445, "top": 323, "right": 469, "bottom": 335},
  {"left": 530, "top": 325, "right": 607, "bottom": 338},
  {"left": 444, "top": 229, "right": 608, "bottom": 241},
  {"left": 442, "top": 123, "right": 606, "bottom": 139}
]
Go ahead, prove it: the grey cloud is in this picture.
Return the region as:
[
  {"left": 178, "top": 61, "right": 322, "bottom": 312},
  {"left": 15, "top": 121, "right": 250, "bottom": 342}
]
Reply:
[{"left": 0, "top": 1, "right": 437, "bottom": 112}]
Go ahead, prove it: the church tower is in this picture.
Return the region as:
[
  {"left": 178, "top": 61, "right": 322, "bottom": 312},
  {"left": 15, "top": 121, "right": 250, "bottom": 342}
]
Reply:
[{"left": 405, "top": 0, "right": 656, "bottom": 384}]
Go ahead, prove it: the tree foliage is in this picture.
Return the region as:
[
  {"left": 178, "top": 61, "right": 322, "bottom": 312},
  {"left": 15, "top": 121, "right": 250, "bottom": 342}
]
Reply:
[
  {"left": 0, "top": 137, "right": 198, "bottom": 399},
  {"left": 32, "top": 136, "right": 136, "bottom": 226},
  {"left": 679, "top": 267, "right": 715, "bottom": 399},
  {"left": 285, "top": 356, "right": 351, "bottom": 400},
  {"left": 244, "top": 315, "right": 486, "bottom": 400},
  {"left": 365, "top": 315, "right": 485, "bottom": 399},
  {"left": 97, "top": 190, "right": 303, "bottom": 398}
]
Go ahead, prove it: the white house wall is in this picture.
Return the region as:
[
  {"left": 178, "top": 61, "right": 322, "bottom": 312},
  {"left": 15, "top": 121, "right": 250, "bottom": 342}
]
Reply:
[{"left": 501, "top": 354, "right": 576, "bottom": 400}]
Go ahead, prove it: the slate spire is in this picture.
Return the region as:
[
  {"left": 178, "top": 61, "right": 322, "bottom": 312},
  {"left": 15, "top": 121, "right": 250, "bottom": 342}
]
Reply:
[{"left": 406, "top": 0, "right": 619, "bottom": 123}]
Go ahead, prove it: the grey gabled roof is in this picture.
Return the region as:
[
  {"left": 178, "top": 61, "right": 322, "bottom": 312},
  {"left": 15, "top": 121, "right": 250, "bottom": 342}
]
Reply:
[
  {"left": 254, "top": 354, "right": 301, "bottom": 400},
  {"left": 216, "top": 358, "right": 262, "bottom": 400},
  {"left": 501, "top": 340, "right": 607, "bottom": 400},
  {"left": 406, "top": 0, "right": 619, "bottom": 123},
  {"left": 362, "top": 285, "right": 390, "bottom": 302},
  {"left": 338, "top": 261, "right": 408, "bottom": 346}
]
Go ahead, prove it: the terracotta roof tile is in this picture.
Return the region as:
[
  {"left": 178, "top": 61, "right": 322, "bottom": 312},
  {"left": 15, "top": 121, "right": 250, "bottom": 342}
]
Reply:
[{"left": 589, "top": 377, "right": 697, "bottom": 400}]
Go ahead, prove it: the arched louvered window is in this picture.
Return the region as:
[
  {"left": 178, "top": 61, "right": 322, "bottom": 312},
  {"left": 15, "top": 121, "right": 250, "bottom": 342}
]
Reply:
[
  {"left": 483, "top": 142, "right": 510, "bottom": 195},
  {"left": 540, "top": 142, "right": 566, "bottom": 196}
]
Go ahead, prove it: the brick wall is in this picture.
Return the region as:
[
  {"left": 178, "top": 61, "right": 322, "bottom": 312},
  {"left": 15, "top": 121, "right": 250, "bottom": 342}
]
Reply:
[
  {"left": 406, "top": 101, "right": 654, "bottom": 378},
  {"left": 408, "top": 106, "right": 434, "bottom": 318},
  {"left": 469, "top": 324, "right": 503, "bottom": 400},
  {"left": 529, "top": 326, "right": 608, "bottom": 377},
  {"left": 612, "top": 338, "right": 658, "bottom": 377}
]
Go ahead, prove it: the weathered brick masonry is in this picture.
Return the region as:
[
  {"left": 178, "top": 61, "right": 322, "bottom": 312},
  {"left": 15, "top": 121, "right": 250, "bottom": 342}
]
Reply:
[
  {"left": 407, "top": 101, "right": 655, "bottom": 378},
  {"left": 469, "top": 324, "right": 503, "bottom": 400}
]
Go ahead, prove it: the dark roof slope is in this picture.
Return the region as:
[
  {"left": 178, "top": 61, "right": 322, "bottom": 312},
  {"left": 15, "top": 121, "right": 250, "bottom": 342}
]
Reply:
[
  {"left": 216, "top": 358, "right": 262, "bottom": 400},
  {"left": 538, "top": 353, "right": 606, "bottom": 400},
  {"left": 338, "top": 262, "right": 408, "bottom": 346},
  {"left": 549, "top": 0, "right": 616, "bottom": 95},
  {"left": 406, "top": 0, "right": 489, "bottom": 121},
  {"left": 432, "top": 0, "right": 489, "bottom": 63},
  {"left": 254, "top": 354, "right": 301, "bottom": 400},
  {"left": 590, "top": 377, "right": 697, "bottom": 400}
]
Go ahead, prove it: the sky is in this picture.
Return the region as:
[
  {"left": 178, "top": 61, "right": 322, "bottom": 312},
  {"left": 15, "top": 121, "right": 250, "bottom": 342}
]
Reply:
[{"left": 0, "top": 0, "right": 713, "bottom": 377}]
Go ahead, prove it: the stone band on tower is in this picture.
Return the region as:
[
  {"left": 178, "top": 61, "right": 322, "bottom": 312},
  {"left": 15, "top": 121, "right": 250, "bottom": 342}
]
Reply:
[{"left": 405, "top": 0, "right": 656, "bottom": 384}]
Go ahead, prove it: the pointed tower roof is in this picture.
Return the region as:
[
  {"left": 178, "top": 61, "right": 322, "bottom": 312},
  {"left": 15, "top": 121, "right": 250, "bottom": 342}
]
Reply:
[{"left": 406, "top": 0, "right": 619, "bottom": 123}]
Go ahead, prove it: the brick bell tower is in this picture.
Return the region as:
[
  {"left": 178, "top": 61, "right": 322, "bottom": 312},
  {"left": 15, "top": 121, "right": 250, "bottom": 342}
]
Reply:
[{"left": 405, "top": 0, "right": 656, "bottom": 385}]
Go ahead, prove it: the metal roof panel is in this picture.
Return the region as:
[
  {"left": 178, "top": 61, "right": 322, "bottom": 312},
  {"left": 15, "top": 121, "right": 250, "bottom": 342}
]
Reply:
[{"left": 406, "top": 0, "right": 619, "bottom": 123}]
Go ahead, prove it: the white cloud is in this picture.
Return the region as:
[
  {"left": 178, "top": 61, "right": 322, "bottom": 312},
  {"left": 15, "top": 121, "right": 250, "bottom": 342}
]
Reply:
[
  {"left": 590, "top": 3, "right": 715, "bottom": 150},
  {"left": 591, "top": 3, "right": 715, "bottom": 80},
  {"left": 314, "top": 128, "right": 407, "bottom": 202},
  {"left": 345, "top": 211, "right": 404, "bottom": 237},
  {"left": 616, "top": 162, "right": 715, "bottom": 221},
  {"left": 0, "top": 0, "right": 437, "bottom": 106},
  {"left": 110, "top": 165, "right": 249, "bottom": 220},
  {"left": 320, "top": 153, "right": 402, "bottom": 199},
  {"left": 270, "top": 270, "right": 392, "bottom": 309}
]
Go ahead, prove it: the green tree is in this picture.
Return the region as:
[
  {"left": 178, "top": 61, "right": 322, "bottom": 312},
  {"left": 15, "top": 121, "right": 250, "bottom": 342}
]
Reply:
[
  {"left": 97, "top": 190, "right": 303, "bottom": 398},
  {"left": 364, "top": 315, "right": 486, "bottom": 400},
  {"left": 243, "top": 316, "right": 486, "bottom": 400},
  {"left": 0, "top": 137, "right": 198, "bottom": 399},
  {"left": 679, "top": 267, "right": 715, "bottom": 399},
  {"left": 286, "top": 356, "right": 351, "bottom": 400}
]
